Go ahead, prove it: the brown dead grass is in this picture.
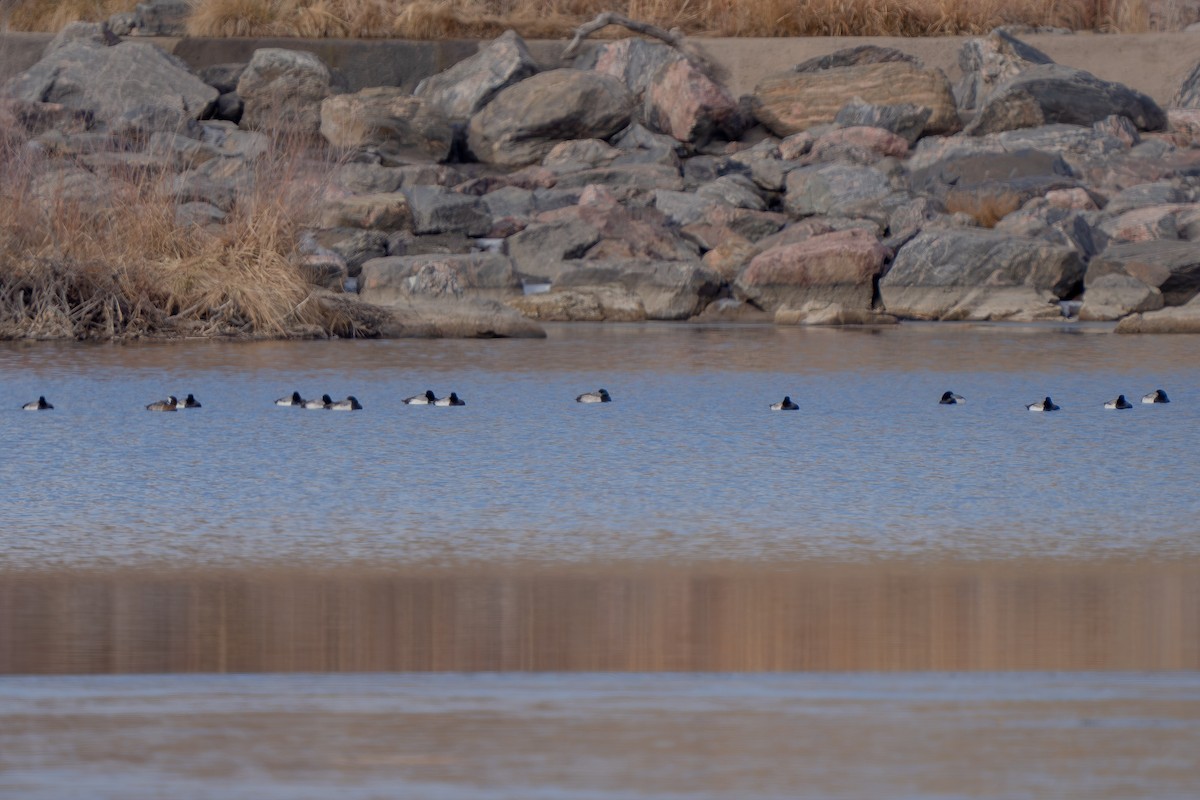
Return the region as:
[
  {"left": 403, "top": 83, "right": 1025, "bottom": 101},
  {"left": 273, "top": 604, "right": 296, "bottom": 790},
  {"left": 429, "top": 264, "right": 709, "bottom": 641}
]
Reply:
[
  {"left": 0, "top": 132, "right": 349, "bottom": 340},
  {"left": 0, "top": 0, "right": 1170, "bottom": 37},
  {"left": 944, "top": 187, "right": 1028, "bottom": 227}
]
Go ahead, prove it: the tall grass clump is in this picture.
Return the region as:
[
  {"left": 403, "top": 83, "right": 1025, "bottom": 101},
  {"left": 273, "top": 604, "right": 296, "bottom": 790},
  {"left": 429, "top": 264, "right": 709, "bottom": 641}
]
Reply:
[
  {"left": 0, "top": 131, "right": 346, "bottom": 340},
  {"left": 2, "top": 0, "right": 1172, "bottom": 37}
]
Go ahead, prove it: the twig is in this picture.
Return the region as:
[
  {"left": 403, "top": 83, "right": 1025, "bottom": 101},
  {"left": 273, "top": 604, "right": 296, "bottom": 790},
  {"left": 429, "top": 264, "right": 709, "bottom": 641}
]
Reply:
[{"left": 562, "top": 13, "right": 685, "bottom": 60}]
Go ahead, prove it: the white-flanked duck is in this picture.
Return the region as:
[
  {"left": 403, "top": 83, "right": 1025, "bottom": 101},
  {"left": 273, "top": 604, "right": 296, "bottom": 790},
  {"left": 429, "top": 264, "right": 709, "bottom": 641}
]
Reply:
[
  {"left": 769, "top": 396, "right": 799, "bottom": 411},
  {"left": 576, "top": 388, "right": 612, "bottom": 403},
  {"left": 434, "top": 392, "right": 465, "bottom": 407},
  {"left": 1142, "top": 389, "right": 1170, "bottom": 404},
  {"left": 22, "top": 396, "right": 53, "bottom": 411},
  {"left": 329, "top": 396, "right": 362, "bottom": 411},
  {"left": 303, "top": 394, "right": 333, "bottom": 409},
  {"left": 939, "top": 391, "right": 965, "bottom": 405},
  {"left": 146, "top": 395, "right": 178, "bottom": 412},
  {"left": 1026, "top": 396, "right": 1060, "bottom": 412},
  {"left": 181, "top": 394, "right": 201, "bottom": 409},
  {"left": 404, "top": 390, "right": 438, "bottom": 405},
  {"left": 1104, "top": 395, "right": 1133, "bottom": 410},
  {"left": 276, "top": 391, "right": 305, "bottom": 407}
]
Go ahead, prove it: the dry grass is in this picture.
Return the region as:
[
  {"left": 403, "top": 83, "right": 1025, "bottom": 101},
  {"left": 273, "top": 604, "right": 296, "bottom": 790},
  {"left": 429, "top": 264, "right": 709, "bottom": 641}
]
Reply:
[
  {"left": 944, "top": 187, "right": 1028, "bottom": 227},
  {"left": 0, "top": 132, "right": 350, "bottom": 340},
  {"left": 0, "top": 0, "right": 1171, "bottom": 37}
]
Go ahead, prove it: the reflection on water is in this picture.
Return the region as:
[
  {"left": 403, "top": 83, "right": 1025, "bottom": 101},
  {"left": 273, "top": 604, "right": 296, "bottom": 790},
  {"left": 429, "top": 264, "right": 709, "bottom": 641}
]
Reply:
[
  {"left": 3, "top": 672, "right": 1199, "bottom": 800},
  {"left": 2, "top": 323, "right": 1200, "bottom": 567},
  {"left": 3, "top": 561, "right": 1197, "bottom": 673}
]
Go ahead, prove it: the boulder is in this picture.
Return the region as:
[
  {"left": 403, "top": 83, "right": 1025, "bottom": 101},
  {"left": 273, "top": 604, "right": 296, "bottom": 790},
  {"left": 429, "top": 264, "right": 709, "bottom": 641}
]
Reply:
[
  {"left": 543, "top": 139, "right": 621, "bottom": 170},
  {"left": 752, "top": 57, "right": 959, "bottom": 139},
  {"left": 1097, "top": 204, "right": 1191, "bottom": 243},
  {"left": 911, "top": 147, "right": 1078, "bottom": 226},
  {"left": 879, "top": 229, "right": 1084, "bottom": 320},
  {"left": 504, "top": 218, "right": 602, "bottom": 282},
  {"left": 1085, "top": 240, "right": 1200, "bottom": 305},
  {"left": 197, "top": 63, "right": 246, "bottom": 95},
  {"left": 367, "top": 296, "right": 547, "bottom": 338},
  {"left": 1174, "top": 59, "right": 1200, "bottom": 108},
  {"left": 734, "top": 228, "right": 889, "bottom": 312},
  {"left": 642, "top": 57, "right": 744, "bottom": 144},
  {"left": 319, "top": 193, "right": 412, "bottom": 230},
  {"left": 312, "top": 229, "right": 390, "bottom": 276},
  {"left": 44, "top": 21, "right": 119, "bottom": 54},
  {"left": 6, "top": 41, "right": 216, "bottom": 135},
  {"left": 237, "top": 48, "right": 344, "bottom": 136},
  {"left": 1103, "top": 183, "right": 1190, "bottom": 215},
  {"left": 834, "top": 98, "right": 931, "bottom": 144},
  {"left": 415, "top": 30, "right": 538, "bottom": 121},
  {"left": 965, "top": 64, "right": 1167, "bottom": 136},
  {"left": 695, "top": 174, "right": 766, "bottom": 211},
  {"left": 320, "top": 89, "right": 454, "bottom": 162},
  {"left": 133, "top": 0, "right": 190, "bottom": 35},
  {"left": 467, "top": 70, "right": 633, "bottom": 167},
  {"left": 172, "top": 157, "right": 254, "bottom": 211},
  {"left": 775, "top": 302, "right": 897, "bottom": 326},
  {"left": 359, "top": 253, "right": 522, "bottom": 302},
  {"left": 551, "top": 163, "right": 684, "bottom": 193},
  {"left": 702, "top": 236, "right": 761, "bottom": 281},
  {"left": 403, "top": 186, "right": 491, "bottom": 236},
  {"left": 956, "top": 30, "right": 1055, "bottom": 112},
  {"left": 1115, "top": 294, "right": 1200, "bottom": 333},
  {"left": 507, "top": 287, "right": 647, "bottom": 321},
  {"left": 802, "top": 125, "right": 910, "bottom": 165},
  {"left": 784, "top": 163, "right": 900, "bottom": 223},
  {"left": 553, "top": 259, "right": 720, "bottom": 320},
  {"left": 908, "top": 124, "right": 1129, "bottom": 176},
  {"left": 1078, "top": 272, "right": 1164, "bottom": 321}
]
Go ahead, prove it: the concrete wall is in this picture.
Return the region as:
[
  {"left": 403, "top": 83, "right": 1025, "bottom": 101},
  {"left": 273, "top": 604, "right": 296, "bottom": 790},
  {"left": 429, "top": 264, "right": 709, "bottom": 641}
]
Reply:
[{"left": 3, "top": 31, "right": 1199, "bottom": 104}]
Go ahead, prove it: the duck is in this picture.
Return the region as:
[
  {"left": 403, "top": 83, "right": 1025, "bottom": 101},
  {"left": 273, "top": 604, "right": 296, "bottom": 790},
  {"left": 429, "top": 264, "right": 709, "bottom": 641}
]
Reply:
[
  {"left": 1142, "top": 389, "right": 1170, "bottom": 404},
  {"left": 939, "top": 391, "right": 965, "bottom": 405},
  {"left": 1026, "top": 396, "right": 1060, "bottom": 412},
  {"left": 769, "top": 396, "right": 799, "bottom": 411},
  {"left": 1104, "top": 394, "right": 1133, "bottom": 410},
  {"left": 146, "top": 395, "right": 178, "bottom": 412},
  {"left": 22, "top": 396, "right": 53, "bottom": 411},
  {"left": 403, "top": 390, "right": 438, "bottom": 405},
  {"left": 576, "top": 388, "right": 612, "bottom": 403},
  {"left": 181, "top": 394, "right": 201, "bottom": 409},
  {"left": 434, "top": 392, "right": 465, "bottom": 407},
  {"left": 275, "top": 391, "right": 305, "bottom": 407},
  {"left": 329, "top": 396, "right": 362, "bottom": 411},
  {"left": 303, "top": 394, "right": 333, "bottom": 410}
]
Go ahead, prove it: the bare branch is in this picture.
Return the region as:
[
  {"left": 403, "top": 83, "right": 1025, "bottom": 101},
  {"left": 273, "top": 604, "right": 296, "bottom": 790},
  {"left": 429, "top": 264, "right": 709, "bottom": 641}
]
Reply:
[{"left": 562, "top": 13, "right": 685, "bottom": 60}]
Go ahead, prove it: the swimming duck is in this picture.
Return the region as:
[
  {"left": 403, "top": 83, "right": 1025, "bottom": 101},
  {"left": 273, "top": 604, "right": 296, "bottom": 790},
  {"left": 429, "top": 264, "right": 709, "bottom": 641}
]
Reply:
[
  {"left": 146, "top": 395, "right": 178, "bottom": 412},
  {"left": 329, "top": 396, "right": 362, "bottom": 411},
  {"left": 181, "top": 394, "right": 201, "bottom": 409},
  {"left": 939, "top": 391, "right": 965, "bottom": 405},
  {"left": 576, "top": 389, "right": 612, "bottom": 403},
  {"left": 1104, "top": 395, "right": 1133, "bottom": 410},
  {"left": 403, "top": 390, "right": 438, "bottom": 405},
  {"left": 303, "top": 394, "right": 333, "bottom": 410},
  {"left": 275, "top": 391, "right": 304, "bottom": 407},
  {"left": 1142, "top": 389, "right": 1170, "bottom": 404},
  {"left": 434, "top": 392, "right": 465, "bottom": 407},
  {"left": 769, "top": 396, "right": 799, "bottom": 411},
  {"left": 22, "top": 396, "right": 53, "bottom": 411},
  {"left": 1026, "top": 396, "right": 1060, "bottom": 412}
]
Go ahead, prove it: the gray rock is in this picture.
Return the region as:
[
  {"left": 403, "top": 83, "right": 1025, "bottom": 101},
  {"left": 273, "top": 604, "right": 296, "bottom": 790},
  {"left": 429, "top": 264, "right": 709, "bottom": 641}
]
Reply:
[
  {"left": 965, "top": 64, "right": 1167, "bottom": 136},
  {"left": 1115, "top": 294, "right": 1200, "bottom": 333},
  {"left": 175, "top": 201, "right": 226, "bottom": 227},
  {"left": 835, "top": 98, "right": 932, "bottom": 144},
  {"left": 1097, "top": 204, "right": 1192, "bottom": 244},
  {"left": 504, "top": 218, "right": 602, "bottom": 282},
  {"left": 695, "top": 173, "right": 766, "bottom": 211},
  {"left": 956, "top": 29, "right": 1055, "bottom": 112},
  {"left": 197, "top": 63, "right": 247, "bottom": 95},
  {"left": 467, "top": 70, "right": 633, "bottom": 167},
  {"left": 792, "top": 45, "right": 919, "bottom": 72},
  {"left": 359, "top": 253, "right": 522, "bottom": 303},
  {"left": 1104, "top": 182, "right": 1190, "bottom": 215},
  {"left": 552, "top": 163, "right": 684, "bottom": 193},
  {"left": 880, "top": 229, "right": 1084, "bottom": 320},
  {"left": 319, "top": 192, "right": 412, "bottom": 231},
  {"left": 481, "top": 186, "right": 536, "bottom": 220},
  {"left": 1078, "top": 272, "right": 1164, "bottom": 321},
  {"left": 554, "top": 259, "right": 720, "bottom": 320},
  {"left": 612, "top": 123, "right": 683, "bottom": 168},
  {"left": 106, "top": 13, "right": 136, "bottom": 36},
  {"left": 910, "top": 147, "right": 1077, "bottom": 224},
  {"left": 133, "top": 0, "right": 190, "bottom": 35},
  {"left": 320, "top": 89, "right": 454, "bottom": 162},
  {"left": 6, "top": 41, "right": 217, "bottom": 136},
  {"left": 172, "top": 158, "right": 254, "bottom": 211},
  {"left": 507, "top": 287, "right": 647, "bottom": 322},
  {"left": 297, "top": 254, "right": 349, "bottom": 292},
  {"left": 403, "top": 186, "right": 492, "bottom": 236},
  {"left": 1175, "top": 59, "right": 1200, "bottom": 109},
  {"left": 654, "top": 190, "right": 723, "bottom": 227},
  {"left": 582, "top": 37, "right": 684, "bottom": 98},
  {"left": 237, "top": 48, "right": 345, "bottom": 136},
  {"left": 784, "top": 163, "right": 899, "bottom": 222},
  {"left": 415, "top": 30, "right": 538, "bottom": 121},
  {"left": 362, "top": 295, "right": 546, "bottom": 339},
  {"left": 44, "top": 22, "right": 118, "bottom": 54},
  {"left": 993, "top": 207, "right": 1102, "bottom": 258},
  {"left": 1085, "top": 240, "right": 1200, "bottom": 305},
  {"left": 214, "top": 92, "right": 243, "bottom": 123},
  {"left": 542, "top": 138, "right": 621, "bottom": 170},
  {"left": 312, "top": 229, "right": 390, "bottom": 276},
  {"left": 907, "top": 124, "right": 1129, "bottom": 177}
]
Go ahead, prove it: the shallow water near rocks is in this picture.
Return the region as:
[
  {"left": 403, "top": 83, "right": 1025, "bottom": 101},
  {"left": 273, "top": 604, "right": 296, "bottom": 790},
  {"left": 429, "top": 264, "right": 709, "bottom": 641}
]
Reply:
[{"left": 1, "top": 322, "right": 1198, "bottom": 567}]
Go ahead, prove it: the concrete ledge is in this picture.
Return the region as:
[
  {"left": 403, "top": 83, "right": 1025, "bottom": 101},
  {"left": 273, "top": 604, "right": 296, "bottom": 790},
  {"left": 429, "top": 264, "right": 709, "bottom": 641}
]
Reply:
[{"left": 3, "top": 31, "right": 1199, "bottom": 104}]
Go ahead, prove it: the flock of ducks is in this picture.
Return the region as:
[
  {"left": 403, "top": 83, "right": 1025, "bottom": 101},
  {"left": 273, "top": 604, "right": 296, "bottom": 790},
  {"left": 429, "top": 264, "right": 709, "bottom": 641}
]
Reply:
[{"left": 18, "top": 386, "right": 1173, "bottom": 412}]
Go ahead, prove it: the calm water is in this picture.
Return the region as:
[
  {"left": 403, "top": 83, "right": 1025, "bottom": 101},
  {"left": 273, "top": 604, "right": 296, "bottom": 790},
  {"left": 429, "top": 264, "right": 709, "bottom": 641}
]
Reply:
[
  {"left": 1, "top": 322, "right": 1198, "bottom": 567},
  {"left": 3, "top": 673, "right": 1199, "bottom": 799}
]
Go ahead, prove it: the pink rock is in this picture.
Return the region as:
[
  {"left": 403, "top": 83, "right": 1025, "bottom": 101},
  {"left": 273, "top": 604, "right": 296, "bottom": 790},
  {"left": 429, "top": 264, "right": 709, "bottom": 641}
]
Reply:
[
  {"left": 804, "top": 126, "right": 909, "bottom": 164},
  {"left": 779, "top": 131, "right": 815, "bottom": 161},
  {"left": 1099, "top": 204, "right": 1191, "bottom": 243},
  {"left": 734, "top": 228, "right": 889, "bottom": 311},
  {"left": 643, "top": 58, "right": 743, "bottom": 144},
  {"left": 1042, "top": 188, "right": 1098, "bottom": 211}
]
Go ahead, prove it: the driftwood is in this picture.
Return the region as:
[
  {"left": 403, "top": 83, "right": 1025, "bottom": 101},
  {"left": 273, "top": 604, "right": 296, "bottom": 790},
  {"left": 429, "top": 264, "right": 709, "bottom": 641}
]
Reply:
[{"left": 561, "top": 13, "right": 685, "bottom": 60}]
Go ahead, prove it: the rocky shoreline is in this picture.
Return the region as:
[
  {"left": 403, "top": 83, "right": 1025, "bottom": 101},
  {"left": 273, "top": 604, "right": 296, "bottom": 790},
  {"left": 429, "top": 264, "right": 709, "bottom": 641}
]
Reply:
[{"left": 4, "top": 19, "right": 1200, "bottom": 338}]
